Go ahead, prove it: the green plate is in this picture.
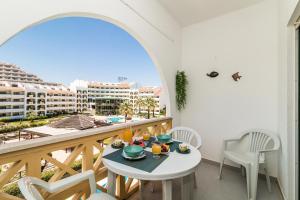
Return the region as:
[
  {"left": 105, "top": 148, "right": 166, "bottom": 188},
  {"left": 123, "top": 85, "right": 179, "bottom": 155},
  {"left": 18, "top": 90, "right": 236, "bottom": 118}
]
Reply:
[
  {"left": 176, "top": 147, "right": 191, "bottom": 154},
  {"left": 124, "top": 145, "right": 144, "bottom": 157}
]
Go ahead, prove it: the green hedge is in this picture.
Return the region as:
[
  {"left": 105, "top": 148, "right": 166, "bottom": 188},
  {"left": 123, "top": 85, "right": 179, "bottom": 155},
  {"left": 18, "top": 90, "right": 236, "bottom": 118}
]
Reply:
[
  {"left": 0, "top": 116, "right": 48, "bottom": 123},
  {"left": 2, "top": 183, "right": 22, "bottom": 198},
  {"left": 0, "top": 120, "right": 49, "bottom": 134}
]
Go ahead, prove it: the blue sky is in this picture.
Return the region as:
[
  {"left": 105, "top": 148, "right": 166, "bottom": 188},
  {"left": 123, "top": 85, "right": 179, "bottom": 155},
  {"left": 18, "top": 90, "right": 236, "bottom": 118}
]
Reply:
[{"left": 0, "top": 17, "right": 160, "bottom": 86}]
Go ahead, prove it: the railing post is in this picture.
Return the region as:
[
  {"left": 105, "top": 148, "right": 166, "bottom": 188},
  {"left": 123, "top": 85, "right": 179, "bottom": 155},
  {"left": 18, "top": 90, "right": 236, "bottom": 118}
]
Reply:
[
  {"left": 26, "top": 157, "right": 41, "bottom": 178},
  {"left": 81, "top": 142, "right": 94, "bottom": 199},
  {"left": 82, "top": 142, "right": 94, "bottom": 171},
  {"left": 167, "top": 119, "right": 173, "bottom": 130}
]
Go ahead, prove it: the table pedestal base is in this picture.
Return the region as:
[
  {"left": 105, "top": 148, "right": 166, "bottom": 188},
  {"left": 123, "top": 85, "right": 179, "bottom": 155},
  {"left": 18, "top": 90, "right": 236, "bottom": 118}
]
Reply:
[
  {"left": 181, "top": 174, "right": 194, "bottom": 200},
  {"left": 162, "top": 180, "right": 172, "bottom": 200}
]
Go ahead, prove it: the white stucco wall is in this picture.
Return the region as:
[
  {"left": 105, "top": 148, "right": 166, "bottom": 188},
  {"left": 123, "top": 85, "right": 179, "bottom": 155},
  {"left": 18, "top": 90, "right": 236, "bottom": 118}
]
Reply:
[
  {"left": 181, "top": 0, "right": 279, "bottom": 177},
  {"left": 0, "top": 0, "right": 181, "bottom": 125}
]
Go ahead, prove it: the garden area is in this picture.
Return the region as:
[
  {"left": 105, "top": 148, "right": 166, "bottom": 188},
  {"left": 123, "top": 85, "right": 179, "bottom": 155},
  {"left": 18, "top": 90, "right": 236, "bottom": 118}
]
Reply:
[{"left": 0, "top": 114, "right": 69, "bottom": 141}]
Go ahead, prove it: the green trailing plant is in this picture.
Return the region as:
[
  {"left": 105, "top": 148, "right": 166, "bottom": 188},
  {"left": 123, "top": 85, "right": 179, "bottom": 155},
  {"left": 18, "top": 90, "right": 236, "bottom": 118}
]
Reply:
[{"left": 176, "top": 70, "right": 188, "bottom": 111}]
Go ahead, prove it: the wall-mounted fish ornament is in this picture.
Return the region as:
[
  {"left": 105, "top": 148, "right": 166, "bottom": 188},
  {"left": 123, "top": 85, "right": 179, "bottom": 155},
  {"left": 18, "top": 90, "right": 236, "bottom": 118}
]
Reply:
[
  {"left": 232, "top": 72, "right": 242, "bottom": 81},
  {"left": 206, "top": 71, "right": 219, "bottom": 78}
]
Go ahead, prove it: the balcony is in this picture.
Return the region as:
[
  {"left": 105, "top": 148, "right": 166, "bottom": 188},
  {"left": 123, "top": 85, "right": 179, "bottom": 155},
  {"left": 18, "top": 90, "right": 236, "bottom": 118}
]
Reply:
[
  {"left": 38, "top": 101, "right": 45, "bottom": 105},
  {"left": 0, "top": 117, "right": 172, "bottom": 200},
  {"left": 0, "top": 108, "right": 24, "bottom": 113},
  {"left": 27, "top": 101, "right": 35, "bottom": 105},
  {"left": 27, "top": 94, "right": 35, "bottom": 98}
]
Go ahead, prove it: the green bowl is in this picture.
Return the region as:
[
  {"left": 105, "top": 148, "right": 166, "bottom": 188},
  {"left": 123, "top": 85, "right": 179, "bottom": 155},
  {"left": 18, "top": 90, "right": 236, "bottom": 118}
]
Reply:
[
  {"left": 124, "top": 145, "right": 144, "bottom": 157},
  {"left": 157, "top": 134, "right": 172, "bottom": 143}
]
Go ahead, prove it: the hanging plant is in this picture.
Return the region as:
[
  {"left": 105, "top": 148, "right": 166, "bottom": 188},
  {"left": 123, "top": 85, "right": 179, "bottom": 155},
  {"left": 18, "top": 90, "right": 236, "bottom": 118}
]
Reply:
[{"left": 176, "top": 70, "right": 188, "bottom": 111}]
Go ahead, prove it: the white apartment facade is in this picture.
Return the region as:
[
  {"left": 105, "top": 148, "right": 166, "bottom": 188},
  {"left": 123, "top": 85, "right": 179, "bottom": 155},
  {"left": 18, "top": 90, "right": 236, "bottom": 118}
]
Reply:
[
  {"left": 0, "top": 62, "right": 43, "bottom": 84},
  {"left": 70, "top": 80, "right": 137, "bottom": 111},
  {"left": 0, "top": 63, "right": 76, "bottom": 119},
  {"left": 0, "top": 62, "right": 162, "bottom": 119},
  {"left": 138, "top": 87, "right": 161, "bottom": 115},
  {"left": 0, "top": 81, "right": 77, "bottom": 119},
  {"left": 70, "top": 80, "right": 161, "bottom": 115}
]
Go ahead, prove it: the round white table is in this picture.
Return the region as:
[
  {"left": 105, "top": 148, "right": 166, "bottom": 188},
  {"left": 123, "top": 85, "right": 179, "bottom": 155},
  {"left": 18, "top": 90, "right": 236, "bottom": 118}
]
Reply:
[{"left": 102, "top": 142, "right": 201, "bottom": 200}]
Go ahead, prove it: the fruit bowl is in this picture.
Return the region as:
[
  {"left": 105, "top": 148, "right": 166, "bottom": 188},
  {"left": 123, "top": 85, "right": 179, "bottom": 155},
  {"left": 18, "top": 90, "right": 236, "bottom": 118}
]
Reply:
[
  {"left": 124, "top": 145, "right": 144, "bottom": 157},
  {"left": 157, "top": 134, "right": 172, "bottom": 143},
  {"left": 160, "top": 144, "right": 170, "bottom": 155},
  {"left": 178, "top": 143, "right": 189, "bottom": 152},
  {"left": 130, "top": 139, "right": 145, "bottom": 148}
]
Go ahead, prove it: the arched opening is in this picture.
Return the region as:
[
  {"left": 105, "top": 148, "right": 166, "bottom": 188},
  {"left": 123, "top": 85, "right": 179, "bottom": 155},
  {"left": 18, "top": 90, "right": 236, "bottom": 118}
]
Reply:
[
  {"left": 0, "top": 17, "right": 167, "bottom": 118},
  {"left": 0, "top": 13, "right": 172, "bottom": 108},
  {"left": 0, "top": 16, "right": 170, "bottom": 138},
  {"left": 0, "top": 14, "right": 175, "bottom": 199}
]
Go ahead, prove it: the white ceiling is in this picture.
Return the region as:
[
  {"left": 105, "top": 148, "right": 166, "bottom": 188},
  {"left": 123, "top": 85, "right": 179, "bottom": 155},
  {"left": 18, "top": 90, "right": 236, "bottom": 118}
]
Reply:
[{"left": 159, "top": 0, "right": 263, "bottom": 26}]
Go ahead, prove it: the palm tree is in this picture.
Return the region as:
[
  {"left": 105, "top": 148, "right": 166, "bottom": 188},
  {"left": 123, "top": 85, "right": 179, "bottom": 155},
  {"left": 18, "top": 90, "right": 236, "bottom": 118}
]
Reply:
[
  {"left": 151, "top": 100, "right": 158, "bottom": 117},
  {"left": 119, "top": 101, "right": 133, "bottom": 122},
  {"left": 144, "top": 97, "right": 156, "bottom": 119},
  {"left": 136, "top": 98, "right": 145, "bottom": 114}
]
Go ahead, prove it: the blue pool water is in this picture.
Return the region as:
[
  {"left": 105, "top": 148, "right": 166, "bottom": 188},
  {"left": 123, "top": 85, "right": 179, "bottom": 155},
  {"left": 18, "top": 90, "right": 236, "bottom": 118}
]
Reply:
[{"left": 107, "top": 116, "right": 124, "bottom": 123}]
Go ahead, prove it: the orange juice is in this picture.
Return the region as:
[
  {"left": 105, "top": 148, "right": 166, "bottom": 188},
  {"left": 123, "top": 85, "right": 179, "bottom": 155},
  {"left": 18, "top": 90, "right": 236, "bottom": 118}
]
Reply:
[
  {"left": 152, "top": 144, "right": 161, "bottom": 155},
  {"left": 123, "top": 129, "right": 133, "bottom": 143},
  {"left": 143, "top": 133, "right": 150, "bottom": 141}
]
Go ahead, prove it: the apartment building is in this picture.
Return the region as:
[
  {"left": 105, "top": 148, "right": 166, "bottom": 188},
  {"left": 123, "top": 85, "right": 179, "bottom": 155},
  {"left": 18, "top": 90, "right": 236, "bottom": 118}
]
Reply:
[
  {"left": 0, "top": 62, "right": 43, "bottom": 84},
  {"left": 70, "top": 80, "right": 161, "bottom": 115},
  {"left": 70, "top": 80, "right": 138, "bottom": 111},
  {"left": 0, "top": 63, "right": 76, "bottom": 119},
  {"left": 0, "top": 81, "right": 76, "bottom": 119},
  {"left": 95, "top": 97, "right": 125, "bottom": 115},
  {"left": 0, "top": 62, "right": 162, "bottom": 119},
  {"left": 138, "top": 87, "right": 161, "bottom": 115},
  {"left": 0, "top": 84, "right": 25, "bottom": 119}
]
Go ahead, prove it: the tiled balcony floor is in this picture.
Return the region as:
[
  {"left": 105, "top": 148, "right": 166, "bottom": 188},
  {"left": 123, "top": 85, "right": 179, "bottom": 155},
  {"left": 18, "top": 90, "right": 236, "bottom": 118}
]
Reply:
[{"left": 128, "top": 160, "right": 283, "bottom": 200}]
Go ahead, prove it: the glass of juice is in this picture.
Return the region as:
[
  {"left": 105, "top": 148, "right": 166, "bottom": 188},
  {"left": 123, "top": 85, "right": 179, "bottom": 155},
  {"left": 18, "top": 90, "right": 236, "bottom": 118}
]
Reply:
[
  {"left": 123, "top": 129, "right": 133, "bottom": 143},
  {"left": 152, "top": 143, "right": 161, "bottom": 159},
  {"left": 143, "top": 132, "right": 150, "bottom": 141}
]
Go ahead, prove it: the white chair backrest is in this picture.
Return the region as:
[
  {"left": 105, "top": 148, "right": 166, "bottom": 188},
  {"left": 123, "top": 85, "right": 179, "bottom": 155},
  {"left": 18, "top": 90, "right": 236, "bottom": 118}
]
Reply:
[
  {"left": 170, "top": 126, "right": 202, "bottom": 149},
  {"left": 18, "top": 177, "right": 46, "bottom": 200},
  {"left": 18, "top": 170, "right": 96, "bottom": 200},
  {"left": 241, "top": 130, "right": 280, "bottom": 153}
]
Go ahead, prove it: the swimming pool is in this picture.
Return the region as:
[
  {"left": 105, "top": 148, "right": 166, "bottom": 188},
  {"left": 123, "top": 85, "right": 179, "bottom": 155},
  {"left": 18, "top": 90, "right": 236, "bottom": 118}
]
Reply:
[{"left": 107, "top": 116, "right": 124, "bottom": 123}]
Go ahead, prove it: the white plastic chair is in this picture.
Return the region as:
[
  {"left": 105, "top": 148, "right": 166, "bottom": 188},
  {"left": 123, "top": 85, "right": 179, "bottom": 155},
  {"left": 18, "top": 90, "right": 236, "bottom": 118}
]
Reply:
[
  {"left": 18, "top": 170, "right": 115, "bottom": 200},
  {"left": 170, "top": 126, "right": 202, "bottom": 150},
  {"left": 219, "top": 130, "right": 280, "bottom": 200},
  {"left": 171, "top": 126, "right": 202, "bottom": 188}
]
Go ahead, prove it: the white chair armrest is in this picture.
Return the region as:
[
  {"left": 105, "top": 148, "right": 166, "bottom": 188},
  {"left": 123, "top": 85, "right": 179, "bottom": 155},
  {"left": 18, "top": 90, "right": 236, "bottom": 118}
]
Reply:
[
  {"left": 30, "top": 170, "right": 96, "bottom": 194},
  {"left": 224, "top": 138, "right": 241, "bottom": 142},
  {"left": 223, "top": 137, "right": 243, "bottom": 150},
  {"left": 258, "top": 148, "right": 279, "bottom": 153}
]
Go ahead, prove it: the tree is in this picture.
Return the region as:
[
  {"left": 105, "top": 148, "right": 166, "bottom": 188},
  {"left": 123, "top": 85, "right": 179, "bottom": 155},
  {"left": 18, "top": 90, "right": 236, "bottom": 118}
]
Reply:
[
  {"left": 151, "top": 100, "right": 158, "bottom": 117},
  {"left": 144, "top": 97, "right": 156, "bottom": 119},
  {"left": 136, "top": 98, "right": 145, "bottom": 114},
  {"left": 160, "top": 105, "right": 166, "bottom": 116},
  {"left": 119, "top": 101, "right": 133, "bottom": 122},
  {"left": 26, "top": 111, "right": 37, "bottom": 122}
]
